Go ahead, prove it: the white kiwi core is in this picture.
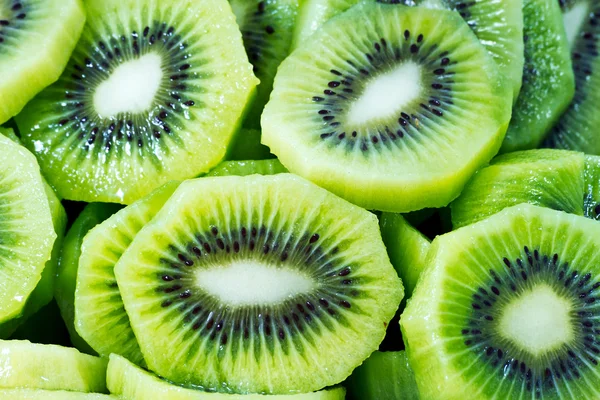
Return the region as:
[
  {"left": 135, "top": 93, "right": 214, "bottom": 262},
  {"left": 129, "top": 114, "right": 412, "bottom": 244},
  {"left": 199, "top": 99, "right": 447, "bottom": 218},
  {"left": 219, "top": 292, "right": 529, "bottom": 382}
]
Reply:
[
  {"left": 346, "top": 61, "right": 422, "bottom": 126},
  {"left": 563, "top": 2, "right": 589, "bottom": 49},
  {"left": 195, "top": 261, "right": 316, "bottom": 306},
  {"left": 93, "top": 53, "right": 163, "bottom": 118},
  {"left": 499, "top": 284, "right": 573, "bottom": 356}
]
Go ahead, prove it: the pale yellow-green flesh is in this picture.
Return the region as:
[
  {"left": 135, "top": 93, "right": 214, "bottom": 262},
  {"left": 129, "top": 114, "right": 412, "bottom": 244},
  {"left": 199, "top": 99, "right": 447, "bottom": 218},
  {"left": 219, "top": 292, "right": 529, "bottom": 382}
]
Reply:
[
  {"left": 108, "top": 354, "right": 346, "bottom": 399},
  {"left": 0, "top": 340, "right": 107, "bottom": 393}
]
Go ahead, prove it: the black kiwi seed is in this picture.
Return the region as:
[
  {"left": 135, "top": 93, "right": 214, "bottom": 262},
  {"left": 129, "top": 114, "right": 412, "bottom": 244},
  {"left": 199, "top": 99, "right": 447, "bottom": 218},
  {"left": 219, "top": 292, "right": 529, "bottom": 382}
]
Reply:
[
  {"left": 154, "top": 224, "right": 360, "bottom": 347},
  {"left": 311, "top": 34, "right": 454, "bottom": 153},
  {"left": 461, "top": 246, "right": 600, "bottom": 392},
  {"left": 0, "top": 2, "right": 28, "bottom": 44}
]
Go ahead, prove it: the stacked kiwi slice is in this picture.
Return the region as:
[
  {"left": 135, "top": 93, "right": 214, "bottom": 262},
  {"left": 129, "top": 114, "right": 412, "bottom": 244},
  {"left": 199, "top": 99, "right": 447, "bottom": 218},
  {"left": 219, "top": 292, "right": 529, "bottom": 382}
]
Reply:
[{"left": 2, "top": 0, "right": 600, "bottom": 398}]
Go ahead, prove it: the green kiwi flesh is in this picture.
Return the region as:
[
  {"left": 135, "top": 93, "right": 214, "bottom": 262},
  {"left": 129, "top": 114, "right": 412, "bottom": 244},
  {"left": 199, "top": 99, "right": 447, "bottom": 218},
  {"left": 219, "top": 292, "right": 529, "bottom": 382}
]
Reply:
[
  {"left": 16, "top": 0, "right": 258, "bottom": 204},
  {"left": 226, "top": 128, "right": 274, "bottom": 161},
  {"left": 583, "top": 155, "right": 600, "bottom": 220},
  {"left": 0, "top": 134, "right": 56, "bottom": 323},
  {"left": 401, "top": 204, "right": 600, "bottom": 399},
  {"left": 0, "top": 0, "right": 85, "bottom": 125},
  {"left": 0, "top": 390, "right": 116, "bottom": 400},
  {"left": 0, "top": 180, "right": 67, "bottom": 338},
  {"left": 0, "top": 339, "right": 107, "bottom": 392},
  {"left": 293, "top": 0, "right": 524, "bottom": 100},
  {"left": 207, "top": 159, "right": 287, "bottom": 176},
  {"left": 75, "top": 182, "right": 180, "bottom": 365},
  {"left": 262, "top": 2, "right": 511, "bottom": 212},
  {"left": 451, "top": 149, "right": 585, "bottom": 229},
  {"left": 55, "top": 203, "right": 122, "bottom": 353},
  {"left": 501, "top": 0, "right": 574, "bottom": 153},
  {"left": 543, "top": 0, "right": 600, "bottom": 153},
  {"left": 115, "top": 174, "right": 402, "bottom": 394},
  {"left": 346, "top": 351, "right": 419, "bottom": 400},
  {"left": 231, "top": 0, "right": 300, "bottom": 128},
  {"left": 108, "top": 353, "right": 346, "bottom": 399},
  {"left": 379, "top": 213, "right": 430, "bottom": 300}
]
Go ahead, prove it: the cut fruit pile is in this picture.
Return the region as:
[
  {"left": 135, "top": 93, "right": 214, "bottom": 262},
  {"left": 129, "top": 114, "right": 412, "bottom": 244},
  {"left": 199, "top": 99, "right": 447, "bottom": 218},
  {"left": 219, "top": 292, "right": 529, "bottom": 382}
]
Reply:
[{"left": 1, "top": 0, "right": 600, "bottom": 399}]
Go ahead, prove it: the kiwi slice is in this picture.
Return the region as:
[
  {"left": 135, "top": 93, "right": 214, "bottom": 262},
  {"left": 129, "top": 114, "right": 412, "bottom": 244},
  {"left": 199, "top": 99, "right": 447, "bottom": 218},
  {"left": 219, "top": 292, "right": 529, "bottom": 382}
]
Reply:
[
  {"left": 15, "top": 0, "right": 258, "bottom": 205},
  {"left": 0, "top": 0, "right": 85, "bottom": 125},
  {"left": 346, "top": 351, "right": 419, "bottom": 400},
  {"left": 115, "top": 174, "right": 402, "bottom": 393},
  {"left": 76, "top": 182, "right": 180, "bottom": 365},
  {"left": 402, "top": 204, "right": 600, "bottom": 399},
  {"left": 293, "top": 0, "right": 523, "bottom": 100},
  {"left": 231, "top": 0, "right": 300, "bottom": 128},
  {"left": 0, "top": 390, "right": 115, "bottom": 400},
  {"left": 226, "top": 128, "right": 274, "bottom": 161},
  {"left": 262, "top": 2, "right": 511, "bottom": 212},
  {"left": 108, "top": 353, "right": 346, "bottom": 399},
  {"left": 0, "top": 134, "right": 56, "bottom": 323},
  {"left": 500, "top": 0, "right": 574, "bottom": 153},
  {"left": 0, "top": 339, "right": 107, "bottom": 392},
  {"left": 207, "top": 159, "right": 287, "bottom": 176},
  {"left": 0, "top": 180, "right": 67, "bottom": 338},
  {"left": 379, "top": 213, "right": 430, "bottom": 300},
  {"left": 450, "top": 149, "right": 585, "bottom": 229},
  {"left": 543, "top": 1, "right": 600, "bottom": 153},
  {"left": 584, "top": 155, "right": 600, "bottom": 220},
  {"left": 55, "top": 203, "right": 122, "bottom": 353},
  {"left": 0, "top": 125, "right": 20, "bottom": 142}
]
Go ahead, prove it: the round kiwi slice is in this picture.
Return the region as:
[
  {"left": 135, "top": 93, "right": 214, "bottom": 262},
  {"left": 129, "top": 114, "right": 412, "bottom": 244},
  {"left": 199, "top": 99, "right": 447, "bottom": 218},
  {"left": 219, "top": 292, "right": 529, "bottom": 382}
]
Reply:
[
  {"left": 114, "top": 174, "right": 403, "bottom": 394},
  {"left": 76, "top": 182, "right": 180, "bottom": 365},
  {"left": 543, "top": 0, "right": 600, "bottom": 153},
  {"left": 0, "top": 0, "right": 85, "bottom": 125},
  {"left": 450, "top": 149, "right": 586, "bottom": 228},
  {"left": 55, "top": 202, "right": 123, "bottom": 353},
  {"left": 401, "top": 204, "right": 600, "bottom": 399},
  {"left": 261, "top": 2, "right": 512, "bottom": 212},
  {"left": 0, "top": 339, "right": 107, "bottom": 392},
  {"left": 0, "top": 390, "right": 115, "bottom": 400},
  {"left": 0, "top": 134, "right": 56, "bottom": 323},
  {"left": 108, "top": 353, "right": 346, "bottom": 399},
  {"left": 15, "top": 0, "right": 258, "bottom": 204},
  {"left": 0, "top": 180, "right": 67, "bottom": 338},
  {"left": 231, "top": 0, "right": 300, "bottom": 129},
  {"left": 293, "top": 0, "right": 524, "bottom": 100},
  {"left": 500, "top": 0, "right": 574, "bottom": 153}
]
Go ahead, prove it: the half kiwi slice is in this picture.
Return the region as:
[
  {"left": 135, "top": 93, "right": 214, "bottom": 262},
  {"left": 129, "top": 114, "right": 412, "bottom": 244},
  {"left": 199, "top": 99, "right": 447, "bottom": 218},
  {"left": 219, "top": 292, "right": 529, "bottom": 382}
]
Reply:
[
  {"left": 450, "top": 149, "right": 585, "bottom": 229},
  {"left": 207, "top": 159, "right": 287, "bottom": 177},
  {"left": 108, "top": 354, "right": 346, "bottom": 399},
  {"left": 75, "top": 182, "right": 180, "bottom": 365},
  {"left": 0, "top": 339, "right": 107, "bottom": 392},
  {"left": 543, "top": 0, "right": 600, "bottom": 154},
  {"left": 0, "top": 390, "right": 115, "bottom": 400},
  {"left": 402, "top": 204, "right": 600, "bottom": 399},
  {"left": 500, "top": 0, "right": 574, "bottom": 153},
  {"left": 55, "top": 202, "right": 122, "bottom": 353},
  {"left": 115, "top": 174, "right": 403, "bottom": 394},
  {"left": 231, "top": 0, "right": 300, "bottom": 128},
  {"left": 293, "top": 0, "right": 524, "bottom": 100},
  {"left": 0, "top": 134, "right": 56, "bottom": 323},
  {"left": 16, "top": 0, "right": 258, "bottom": 204},
  {"left": 262, "top": 1, "right": 511, "bottom": 212},
  {"left": 0, "top": 0, "right": 85, "bottom": 125},
  {"left": 346, "top": 351, "right": 419, "bottom": 400}
]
